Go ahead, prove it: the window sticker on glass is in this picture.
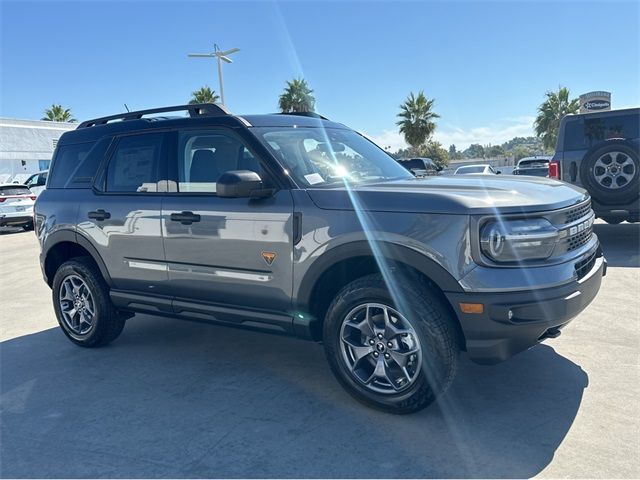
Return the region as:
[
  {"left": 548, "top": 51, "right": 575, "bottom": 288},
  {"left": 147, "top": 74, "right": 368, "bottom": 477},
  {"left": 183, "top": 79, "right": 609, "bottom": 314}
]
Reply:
[{"left": 304, "top": 173, "right": 325, "bottom": 185}]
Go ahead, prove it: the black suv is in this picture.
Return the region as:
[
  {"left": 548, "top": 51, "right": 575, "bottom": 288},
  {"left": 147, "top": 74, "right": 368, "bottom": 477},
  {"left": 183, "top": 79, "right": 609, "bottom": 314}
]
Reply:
[
  {"left": 35, "top": 104, "right": 605, "bottom": 413},
  {"left": 397, "top": 157, "right": 440, "bottom": 177},
  {"left": 550, "top": 108, "right": 639, "bottom": 223}
]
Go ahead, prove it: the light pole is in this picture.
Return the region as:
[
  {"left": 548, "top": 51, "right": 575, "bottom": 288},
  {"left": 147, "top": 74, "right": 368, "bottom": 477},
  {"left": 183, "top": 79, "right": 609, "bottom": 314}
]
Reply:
[{"left": 187, "top": 44, "right": 240, "bottom": 105}]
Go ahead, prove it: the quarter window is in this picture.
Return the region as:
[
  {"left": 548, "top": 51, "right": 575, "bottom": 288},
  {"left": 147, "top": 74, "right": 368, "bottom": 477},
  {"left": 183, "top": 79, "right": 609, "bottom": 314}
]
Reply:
[
  {"left": 48, "top": 142, "right": 94, "bottom": 188},
  {"left": 106, "top": 134, "right": 164, "bottom": 193}
]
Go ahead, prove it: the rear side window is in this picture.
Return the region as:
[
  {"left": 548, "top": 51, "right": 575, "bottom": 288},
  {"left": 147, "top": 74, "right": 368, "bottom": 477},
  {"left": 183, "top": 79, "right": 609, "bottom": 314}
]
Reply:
[
  {"left": 106, "top": 133, "right": 165, "bottom": 193},
  {"left": 563, "top": 113, "right": 640, "bottom": 151}
]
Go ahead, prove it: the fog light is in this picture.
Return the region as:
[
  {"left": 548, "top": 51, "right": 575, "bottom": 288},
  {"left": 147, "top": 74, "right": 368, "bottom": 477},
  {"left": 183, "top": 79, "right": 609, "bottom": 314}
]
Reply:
[
  {"left": 508, "top": 309, "right": 514, "bottom": 320},
  {"left": 460, "top": 303, "right": 484, "bottom": 314}
]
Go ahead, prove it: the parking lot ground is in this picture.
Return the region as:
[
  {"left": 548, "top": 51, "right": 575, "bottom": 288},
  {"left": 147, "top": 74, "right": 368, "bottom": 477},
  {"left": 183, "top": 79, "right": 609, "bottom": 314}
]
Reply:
[{"left": 1, "top": 221, "right": 638, "bottom": 478}]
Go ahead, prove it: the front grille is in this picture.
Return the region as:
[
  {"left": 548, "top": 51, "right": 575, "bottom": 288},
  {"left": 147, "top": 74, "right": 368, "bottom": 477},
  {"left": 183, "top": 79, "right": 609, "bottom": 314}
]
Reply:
[
  {"left": 567, "top": 228, "right": 592, "bottom": 251},
  {"left": 575, "top": 251, "right": 597, "bottom": 280},
  {"left": 565, "top": 200, "right": 592, "bottom": 223}
]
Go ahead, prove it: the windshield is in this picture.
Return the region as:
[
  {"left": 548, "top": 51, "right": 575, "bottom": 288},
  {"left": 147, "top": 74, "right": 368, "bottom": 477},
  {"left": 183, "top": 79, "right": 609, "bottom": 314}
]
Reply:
[
  {"left": 253, "top": 127, "right": 412, "bottom": 187},
  {"left": 456, "top": 165, "right": 486, "bottom": 174},
  {"left": 518, "top": 159, "right": 549, "bottom": 167}
]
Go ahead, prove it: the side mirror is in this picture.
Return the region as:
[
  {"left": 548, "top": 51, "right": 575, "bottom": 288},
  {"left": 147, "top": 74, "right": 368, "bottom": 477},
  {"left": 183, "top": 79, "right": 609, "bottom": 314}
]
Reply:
[
  {"left": 496, "top": 170, "right": 502, "bottom": 175},
  {"left": 217, "top": 170, "right": 274, "bottom": 198}
]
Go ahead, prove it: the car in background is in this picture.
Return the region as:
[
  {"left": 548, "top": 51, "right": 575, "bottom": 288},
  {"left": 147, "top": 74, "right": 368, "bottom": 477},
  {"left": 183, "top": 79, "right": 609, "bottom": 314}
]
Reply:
[
  {"left": 550, "top": 108, "right": 639, "bottom": 224},
  {"left": 24, "top": 170, "right": 48, "bottom": 197},
  {"left": 396, "top": 157, "right": 440, "bottom": 177},
  {"left": 10, "top": 173, "right": 32, "bottom": 185},
  {"left": 0, "top": 184, "right": 36, "bottom": 230},
  {"left": 513, "top": 156, "right": 551, "bottom": 177},
  {"left": 454, "top": 164, "right": 500, "bottom": 175}
]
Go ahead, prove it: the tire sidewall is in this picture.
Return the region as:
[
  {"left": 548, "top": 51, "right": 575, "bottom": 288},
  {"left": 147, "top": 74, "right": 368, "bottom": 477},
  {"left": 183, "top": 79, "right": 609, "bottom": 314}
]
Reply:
[
  {"left": 580, "top": 141, "right": 639, "bottom": 204},
  {"left": 52, "top": 260, "right": 109, "bottom": 346},
  {"left": 323, "top": 275, "right": 457, "bottom": 413}
]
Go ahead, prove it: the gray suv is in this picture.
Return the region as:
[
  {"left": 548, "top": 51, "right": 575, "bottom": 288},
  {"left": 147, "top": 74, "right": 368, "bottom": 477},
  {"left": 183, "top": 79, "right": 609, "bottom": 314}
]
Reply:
[{"left": 35, "top": 104, "right": 606, "bottom": 413}]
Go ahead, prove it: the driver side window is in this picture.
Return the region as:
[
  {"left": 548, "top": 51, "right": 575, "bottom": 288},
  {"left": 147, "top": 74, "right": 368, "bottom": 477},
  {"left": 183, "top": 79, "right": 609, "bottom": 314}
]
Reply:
[{"left": 177, "top": 131, "right": 263, "bottom": 193}]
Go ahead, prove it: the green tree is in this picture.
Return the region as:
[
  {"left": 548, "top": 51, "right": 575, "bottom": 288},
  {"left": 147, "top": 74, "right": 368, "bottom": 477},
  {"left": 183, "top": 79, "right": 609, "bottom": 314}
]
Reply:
[
  {"left": 448, "top": 144, "right": 457, "bottom": 158},
  {"left": 488, "top": 145, "right": 505, "bottom": 157},
  {"left": 422, "top": 141, "right": 450, "bottom": 169},
  {"left": 41, "top": 104, "right": 76, "bottom": 122},
  {"left": 534, "top": 86, "right": 579, "bottom": 150},
  {"left": 396, "top": 91, "right": 440, "bottom": 149},
  {"left": 464, "top": 143, "right": 485, "bottom": 159},
  {"left": 278, "top": 78, "right": 316, "bottom": 113},
  {"left": 512, "top": 145, "right": 534, "bottom": 161},
  {"left": 189, "top": 86, "right": 220, "bottom": 104}
]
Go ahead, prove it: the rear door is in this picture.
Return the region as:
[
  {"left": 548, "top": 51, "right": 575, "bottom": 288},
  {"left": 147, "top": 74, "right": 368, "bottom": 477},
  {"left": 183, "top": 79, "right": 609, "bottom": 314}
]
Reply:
[
  {"left": 78, "top": 131, "right": 169, "bottom": 294},
  {"left": 161, "top": 127, "right": 294, "bottom": 317}
]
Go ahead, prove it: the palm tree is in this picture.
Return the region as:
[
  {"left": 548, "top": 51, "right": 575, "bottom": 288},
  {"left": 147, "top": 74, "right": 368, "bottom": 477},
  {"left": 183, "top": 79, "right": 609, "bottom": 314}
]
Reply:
[
  {"left": 189, "top": 86, "right": 220, "bottom": 104},
  {"left": 534, "top": 86, "right": 579, "bottom": 150},
  {"left": 278, "top": 78, "right": 315, "bottom": 113},
  {"left": 42, "top": 104, "right": 76, "bottom": 122},
  {"left": 397, "top": 91, "right": 440, "bottom": 150}
]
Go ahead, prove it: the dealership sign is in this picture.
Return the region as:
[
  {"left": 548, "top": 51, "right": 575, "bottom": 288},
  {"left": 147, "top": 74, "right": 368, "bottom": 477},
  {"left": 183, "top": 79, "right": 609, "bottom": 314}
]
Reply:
[{"left": 579, "top": 91, "right": 611, "bottom": 114}]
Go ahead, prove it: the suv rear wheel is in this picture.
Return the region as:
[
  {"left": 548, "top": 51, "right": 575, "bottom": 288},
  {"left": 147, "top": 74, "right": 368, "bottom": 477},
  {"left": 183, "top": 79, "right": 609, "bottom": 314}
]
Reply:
[
  {"left": 323, "top": 273, "right": 459, "bottom": 414},
  {"left": 581, "top": 141, "right": 639, "bottom": 204},
  {"left": 52, "top": 257, "right": 126, "bottom": 347}
]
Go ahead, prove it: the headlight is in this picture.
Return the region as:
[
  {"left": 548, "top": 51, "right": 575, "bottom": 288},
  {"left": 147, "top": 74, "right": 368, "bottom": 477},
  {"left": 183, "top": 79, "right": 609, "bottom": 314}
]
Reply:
[{"left": 480, "top": 218, "right": 559, "bottom": 262}]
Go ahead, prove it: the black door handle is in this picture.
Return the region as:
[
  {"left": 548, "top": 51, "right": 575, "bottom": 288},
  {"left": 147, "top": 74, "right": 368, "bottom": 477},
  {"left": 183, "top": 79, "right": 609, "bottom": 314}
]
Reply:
[
  {"left": 170, "top": 211, "right": 201, "bottom": 225},
  {"left": 88, "top": 209, "right": 111, "bottom": 221}
]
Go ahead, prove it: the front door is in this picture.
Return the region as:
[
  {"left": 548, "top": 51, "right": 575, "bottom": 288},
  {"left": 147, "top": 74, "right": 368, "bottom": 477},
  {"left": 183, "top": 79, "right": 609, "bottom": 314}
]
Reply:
[{"left": 161, "top": 128, "right": 294, "bottom": 318}]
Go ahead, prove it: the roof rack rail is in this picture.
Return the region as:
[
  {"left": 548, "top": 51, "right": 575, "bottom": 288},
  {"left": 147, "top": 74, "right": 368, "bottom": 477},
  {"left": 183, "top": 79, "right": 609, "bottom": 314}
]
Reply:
[
  {"left": 277, "top": 111, "right": 329, "bottom": 121},
  {"left": 77, "top": 103, "right": 231, "bottom": 128}
]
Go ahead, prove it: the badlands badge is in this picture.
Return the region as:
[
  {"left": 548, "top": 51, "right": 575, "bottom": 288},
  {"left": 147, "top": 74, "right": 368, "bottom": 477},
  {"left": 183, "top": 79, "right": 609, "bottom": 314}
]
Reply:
[{"left": 261, "top": 251, "right": 277, "bottom": 266}]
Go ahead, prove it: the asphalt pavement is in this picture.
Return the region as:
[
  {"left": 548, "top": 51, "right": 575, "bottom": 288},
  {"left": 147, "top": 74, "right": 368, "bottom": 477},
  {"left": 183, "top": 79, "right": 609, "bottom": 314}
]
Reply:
[{"left": 0, "top": 221, "right": 638, "bottom": 478}]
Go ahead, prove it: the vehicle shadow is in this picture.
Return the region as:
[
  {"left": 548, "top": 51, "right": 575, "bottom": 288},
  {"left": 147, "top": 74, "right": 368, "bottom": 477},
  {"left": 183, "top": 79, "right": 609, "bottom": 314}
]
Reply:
[
  {"left": 1, "top": 316, "right": 587, "bottom": 478},
  {"left": 594, "top": 222, "right": 640, "bottom": 267}
]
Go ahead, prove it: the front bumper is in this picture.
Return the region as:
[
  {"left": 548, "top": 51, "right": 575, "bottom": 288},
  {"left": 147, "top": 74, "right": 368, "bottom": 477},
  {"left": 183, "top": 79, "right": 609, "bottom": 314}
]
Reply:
[{"left": 445, "top": 248, "right": 606, "bottom": 364}]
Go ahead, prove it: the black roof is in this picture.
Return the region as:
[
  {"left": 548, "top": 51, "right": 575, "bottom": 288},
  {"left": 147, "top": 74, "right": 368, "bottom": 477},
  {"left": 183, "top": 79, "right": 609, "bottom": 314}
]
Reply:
[{"left": 60, "top": 104, "right": 348, "bottom": 145}]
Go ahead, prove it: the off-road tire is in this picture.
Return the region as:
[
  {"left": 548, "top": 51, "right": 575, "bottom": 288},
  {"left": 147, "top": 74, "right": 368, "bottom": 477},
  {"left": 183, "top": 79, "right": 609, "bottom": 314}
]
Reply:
[
  {"left": 581, "top": 141, "right": 639, "bottom": 205},
  {"left": 52, "top": 257, "right": 126, "bottom": 347},
  {"left": 323, "top": 273, "right": 460, "bottom": 414}
]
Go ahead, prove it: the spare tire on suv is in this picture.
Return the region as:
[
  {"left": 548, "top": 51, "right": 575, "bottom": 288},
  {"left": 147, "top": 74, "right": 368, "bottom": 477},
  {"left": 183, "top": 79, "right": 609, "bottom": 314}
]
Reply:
[{"left": 580, "top": 140, "right": 639, "bottom": 205}]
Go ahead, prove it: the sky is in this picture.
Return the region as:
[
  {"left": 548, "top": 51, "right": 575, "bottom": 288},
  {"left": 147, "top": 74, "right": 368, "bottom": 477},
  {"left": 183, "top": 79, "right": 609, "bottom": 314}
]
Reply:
[{"left": 1, "top": 0, "right": 639, "bottom": 150}]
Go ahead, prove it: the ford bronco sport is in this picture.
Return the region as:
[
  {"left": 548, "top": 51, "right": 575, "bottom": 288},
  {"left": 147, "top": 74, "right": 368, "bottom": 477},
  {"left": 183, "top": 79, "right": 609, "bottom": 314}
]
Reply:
[
  {"left": 550, "top": 108, "right": 639, "bottom": 224},
  {"left": 36, "top": 104, "right": 606, "bottom": 413}
]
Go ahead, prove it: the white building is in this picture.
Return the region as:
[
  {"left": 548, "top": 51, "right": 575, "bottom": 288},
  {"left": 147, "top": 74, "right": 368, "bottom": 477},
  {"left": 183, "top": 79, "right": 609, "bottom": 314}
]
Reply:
[{"left": 0, "top": 117, "right": 76, "bottom": 183}]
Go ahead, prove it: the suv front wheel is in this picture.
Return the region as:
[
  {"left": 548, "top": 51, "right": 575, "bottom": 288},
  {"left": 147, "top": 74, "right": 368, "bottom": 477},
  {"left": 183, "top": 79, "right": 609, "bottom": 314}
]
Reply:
[
  {"left": 52, "top": 258, "right": 126, "bottom": 347},
  {"left": 323, "top": 273, "right": 459, "bottom": 414}
]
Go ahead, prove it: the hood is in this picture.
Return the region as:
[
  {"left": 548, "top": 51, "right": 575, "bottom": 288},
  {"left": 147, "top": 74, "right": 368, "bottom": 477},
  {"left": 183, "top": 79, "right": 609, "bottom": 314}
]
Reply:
[{"left": 306, "top": 175, "right": 589, "bottom": 215}]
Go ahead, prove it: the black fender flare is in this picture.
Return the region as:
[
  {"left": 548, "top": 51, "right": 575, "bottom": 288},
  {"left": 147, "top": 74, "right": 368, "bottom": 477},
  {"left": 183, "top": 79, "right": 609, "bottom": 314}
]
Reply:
[
  {"left": 295, "top": 240, "right": 464, "bottom": 312},
  {"left": 43, "top": 229, "right": 114, "bottom": 287}
]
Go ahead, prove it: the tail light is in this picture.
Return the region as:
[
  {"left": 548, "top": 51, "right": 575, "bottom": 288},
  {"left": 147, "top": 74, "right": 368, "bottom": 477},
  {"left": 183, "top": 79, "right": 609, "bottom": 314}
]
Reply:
[
  {"left": 29, "top": 195, "right": 37, "bottom": 200},
  {"left": 0, "top": 198, "right": 5, "bottom": 203},
  {"left": 549, "top": 161, "right": 561, "bottom": 179}
]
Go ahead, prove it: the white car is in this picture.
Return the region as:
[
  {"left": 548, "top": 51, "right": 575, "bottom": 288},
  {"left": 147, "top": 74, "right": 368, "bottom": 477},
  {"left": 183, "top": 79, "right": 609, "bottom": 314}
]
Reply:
[
  {"left": 0, "top": 184, "right": 36, "bottom": 230},
  {"left": 10, "top": 173, "right": 32, "bottom": 184},
  {"left": 24, "top": 170, "right": 48, "bottom": 197},
  {"left": 454, "top": 164, "right": 500, "bottom": 175}
]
